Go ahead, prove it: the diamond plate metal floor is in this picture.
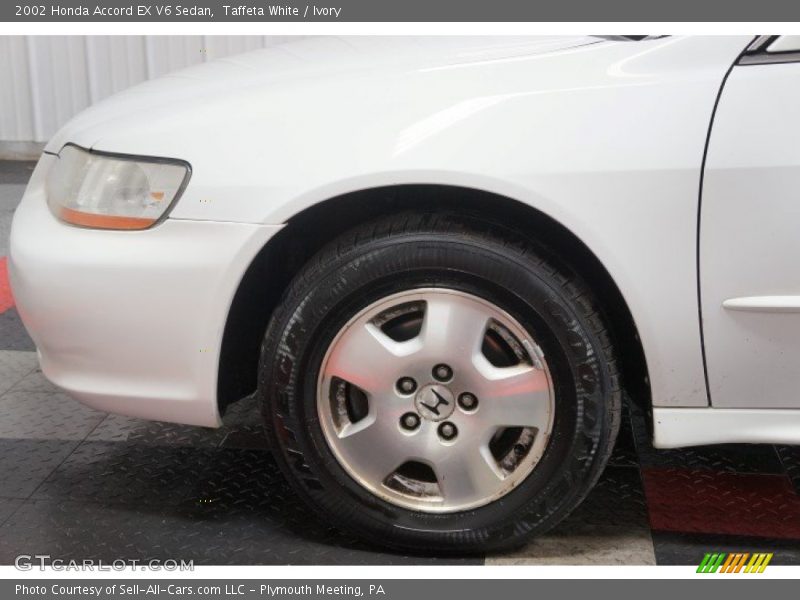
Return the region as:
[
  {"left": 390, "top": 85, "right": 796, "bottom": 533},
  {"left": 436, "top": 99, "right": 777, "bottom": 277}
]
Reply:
[{"left": 2, "top": 160, "right": 800, "bottom": 565}]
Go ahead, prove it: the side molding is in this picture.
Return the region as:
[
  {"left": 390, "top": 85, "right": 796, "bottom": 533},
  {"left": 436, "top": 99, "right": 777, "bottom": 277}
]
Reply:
[
  {"left": 653, "top": 407, "right": 800, "bottom": 448},
  {"left": 723, "top": 296, "right": 800, "bottom": 313}
]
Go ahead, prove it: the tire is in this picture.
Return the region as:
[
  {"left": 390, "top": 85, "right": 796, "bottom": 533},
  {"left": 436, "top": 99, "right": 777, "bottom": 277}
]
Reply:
[{"left": 259, "top": 212, "right": 621, "bottom": 553}]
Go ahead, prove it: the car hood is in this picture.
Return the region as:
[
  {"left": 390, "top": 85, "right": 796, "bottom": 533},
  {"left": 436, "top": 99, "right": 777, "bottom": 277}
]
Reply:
[{"left": 44, "top": 36, "right": 604, "bottom": 154}]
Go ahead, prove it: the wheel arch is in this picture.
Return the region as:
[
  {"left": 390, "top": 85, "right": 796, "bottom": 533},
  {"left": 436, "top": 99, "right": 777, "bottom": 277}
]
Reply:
[{"left": 217, "top": 184, "right": 650, "bottom": 416}]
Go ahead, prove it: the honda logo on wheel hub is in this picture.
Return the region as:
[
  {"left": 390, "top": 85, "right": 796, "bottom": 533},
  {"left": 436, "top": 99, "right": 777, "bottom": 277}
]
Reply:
[{"left": 415, "top": 384, "right": 455, "bottom": 421}]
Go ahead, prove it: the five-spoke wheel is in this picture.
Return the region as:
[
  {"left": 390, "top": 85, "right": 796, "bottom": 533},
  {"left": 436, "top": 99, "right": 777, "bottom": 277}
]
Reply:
[{"left": 318, "top": 289, "right": 554, "bottom": 512}]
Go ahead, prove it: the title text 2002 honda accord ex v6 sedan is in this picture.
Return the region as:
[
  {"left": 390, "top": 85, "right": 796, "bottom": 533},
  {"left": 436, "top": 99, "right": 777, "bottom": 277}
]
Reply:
[{"left": 9, "top": 35, "right": 800, "bottom": 553}]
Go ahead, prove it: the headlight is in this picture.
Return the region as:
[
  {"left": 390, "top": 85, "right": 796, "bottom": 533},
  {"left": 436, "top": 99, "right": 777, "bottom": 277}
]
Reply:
[{"left": 46, "top": 144, "right": 190, "bottom": 230}]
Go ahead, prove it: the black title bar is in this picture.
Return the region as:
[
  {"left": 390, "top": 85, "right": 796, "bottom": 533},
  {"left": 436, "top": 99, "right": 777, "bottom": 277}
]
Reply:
[{"left": 4, "top": 0, "right": 800, "bottom": 22}]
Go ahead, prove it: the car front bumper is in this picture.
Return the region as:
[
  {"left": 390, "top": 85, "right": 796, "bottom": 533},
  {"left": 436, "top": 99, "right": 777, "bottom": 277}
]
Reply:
[{"left": 9, "top": 154, "right": 282, "bottom": 427}]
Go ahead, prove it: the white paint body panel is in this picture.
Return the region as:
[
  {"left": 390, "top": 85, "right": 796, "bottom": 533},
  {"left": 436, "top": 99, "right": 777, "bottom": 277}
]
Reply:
[
  {"left": 653, "top": 407, "right": 800, "bottom": 447},
  {"left": 18, "top": 35, "right": 800, "bottom": 445},
  {"left": 9, "top": 156, "right": 280, "bottom": 426},
  {"left": 700, "top": 61, "right": 800, "bottom": 409}
]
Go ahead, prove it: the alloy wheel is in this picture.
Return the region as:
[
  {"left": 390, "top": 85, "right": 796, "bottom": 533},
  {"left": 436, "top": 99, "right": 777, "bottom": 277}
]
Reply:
[{"left": 317, "top": 288, "right": 555, "bottom": 513}]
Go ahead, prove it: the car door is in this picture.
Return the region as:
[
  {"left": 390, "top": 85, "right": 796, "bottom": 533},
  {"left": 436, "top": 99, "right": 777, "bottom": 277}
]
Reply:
[{"left": 701, "top": 36, "right": 800, "bottom": 408}]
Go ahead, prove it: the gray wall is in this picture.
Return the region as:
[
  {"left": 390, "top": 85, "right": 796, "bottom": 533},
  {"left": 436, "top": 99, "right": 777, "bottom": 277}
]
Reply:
[{"left": 0, "top": 36, "right": 305, "bottom": 148}]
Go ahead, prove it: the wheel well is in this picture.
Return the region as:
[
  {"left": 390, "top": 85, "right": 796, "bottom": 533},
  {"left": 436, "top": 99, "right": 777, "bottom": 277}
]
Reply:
[{"left": 217, "top": 185, "right": 650, "bottom": 415}]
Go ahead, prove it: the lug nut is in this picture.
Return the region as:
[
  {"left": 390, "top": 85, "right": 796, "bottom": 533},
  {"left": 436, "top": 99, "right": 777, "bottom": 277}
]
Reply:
[
  {"left": 396, "top": 377, "right": 417, "bottom": 394},
  {"left": 432, "top": 363, "right": 453, "bottom": 382},
  {"left": 438, "top": 421, "right": 458, "bottom": 441},
  {"left": 458, "top": 392, "right": 478, "bottom": 411},
  {"left": 401, "top": 412, "right": 421, "bottom": 431}
]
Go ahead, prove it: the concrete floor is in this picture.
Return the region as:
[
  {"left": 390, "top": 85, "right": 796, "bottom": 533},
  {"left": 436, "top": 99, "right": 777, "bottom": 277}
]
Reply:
[
  {"left": 0, "top": 161, "right": 35, "bottom": 256},
  {"left": 0, "top": 160, "right": 798, "bottom": 565}
]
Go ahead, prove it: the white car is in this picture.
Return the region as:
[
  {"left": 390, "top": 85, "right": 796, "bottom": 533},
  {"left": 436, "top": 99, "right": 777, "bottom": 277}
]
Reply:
[{"left": 9, "top": 35, "right": 800, "bottom": 552}]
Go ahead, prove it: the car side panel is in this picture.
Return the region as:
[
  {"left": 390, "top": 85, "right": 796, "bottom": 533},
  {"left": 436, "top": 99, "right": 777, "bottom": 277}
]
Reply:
[
  {"left": 701, "top": 61, "right": 800, "bottom": 408},
  {"left": 53, "top": 36, "right": 751, "bottom": 410}
]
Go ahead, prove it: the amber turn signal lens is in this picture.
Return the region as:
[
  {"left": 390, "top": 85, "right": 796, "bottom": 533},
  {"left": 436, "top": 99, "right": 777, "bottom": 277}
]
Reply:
[{"left": 57, "top": 207, "right": 157, "bottom": 230}]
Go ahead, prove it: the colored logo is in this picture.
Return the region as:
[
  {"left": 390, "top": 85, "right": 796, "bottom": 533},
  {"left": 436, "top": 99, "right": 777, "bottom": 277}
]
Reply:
[{"left": 697, "top": 552, "right": 773, "bottom": 573}]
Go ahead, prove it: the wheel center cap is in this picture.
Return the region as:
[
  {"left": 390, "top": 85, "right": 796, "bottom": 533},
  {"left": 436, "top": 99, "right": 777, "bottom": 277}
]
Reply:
[{"left": 414, "top": 384, "right": 455, "bottom": 422}]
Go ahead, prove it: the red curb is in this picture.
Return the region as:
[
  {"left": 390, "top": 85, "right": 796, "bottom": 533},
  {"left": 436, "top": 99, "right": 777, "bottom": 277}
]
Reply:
[{"left": 0, "top": 256, "right": 13, "bottom": 314}]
